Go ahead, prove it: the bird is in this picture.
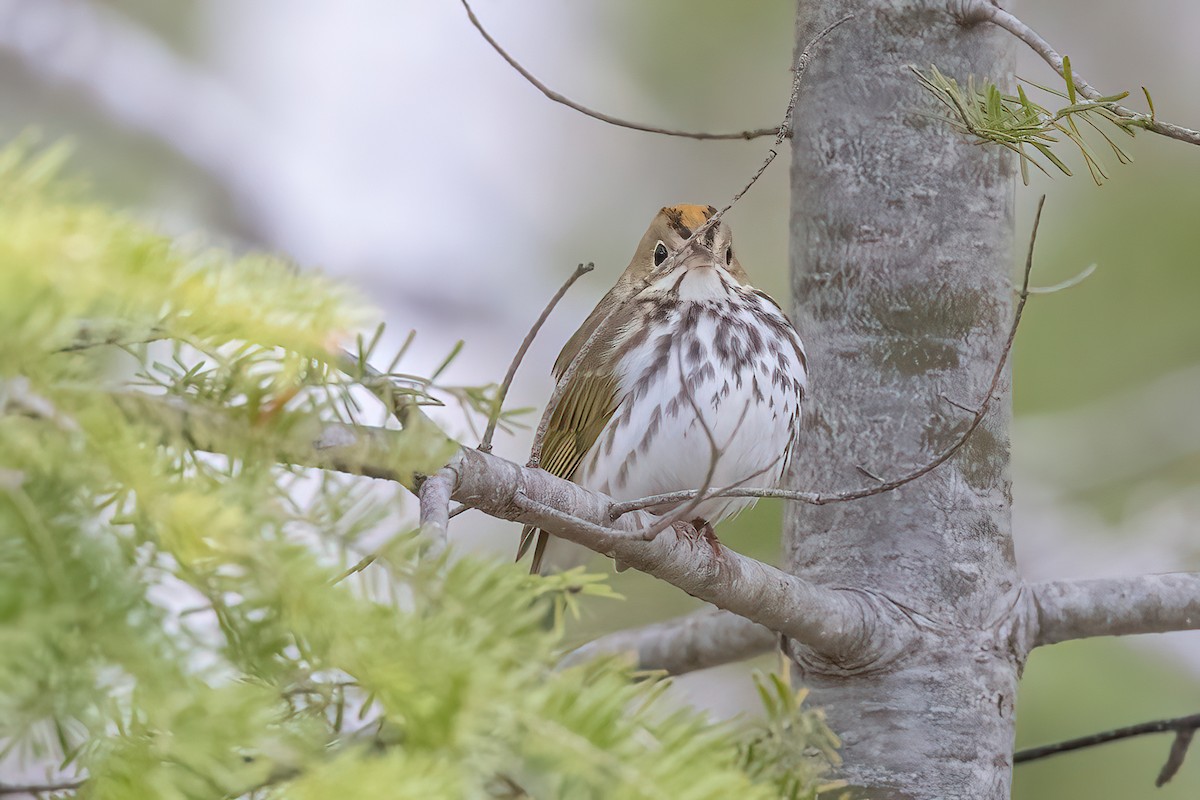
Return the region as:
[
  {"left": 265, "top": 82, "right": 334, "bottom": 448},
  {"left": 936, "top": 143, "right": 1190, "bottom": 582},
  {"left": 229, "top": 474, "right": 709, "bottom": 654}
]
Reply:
[{"left": 518, "top": 204, "right": 808, "bottom": 574}]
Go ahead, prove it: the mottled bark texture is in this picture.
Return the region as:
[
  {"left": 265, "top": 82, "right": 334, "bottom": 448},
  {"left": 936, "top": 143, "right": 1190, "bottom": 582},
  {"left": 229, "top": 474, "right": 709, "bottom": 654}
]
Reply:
[{"left": 786, "top": 1, "right": 1019, "bottom": 797}]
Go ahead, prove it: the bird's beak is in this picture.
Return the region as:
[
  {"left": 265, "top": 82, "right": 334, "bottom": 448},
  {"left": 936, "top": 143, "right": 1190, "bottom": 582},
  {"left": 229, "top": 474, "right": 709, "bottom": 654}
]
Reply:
[{"left": 680, "top": 247, "right": 720, "bottom": 271}]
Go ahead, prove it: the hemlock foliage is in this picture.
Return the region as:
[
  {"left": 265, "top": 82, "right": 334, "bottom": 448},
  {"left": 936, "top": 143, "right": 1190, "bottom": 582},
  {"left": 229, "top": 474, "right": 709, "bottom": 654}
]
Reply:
[{"left": 0, "top": 142, "right": 838, "bottom": 799}]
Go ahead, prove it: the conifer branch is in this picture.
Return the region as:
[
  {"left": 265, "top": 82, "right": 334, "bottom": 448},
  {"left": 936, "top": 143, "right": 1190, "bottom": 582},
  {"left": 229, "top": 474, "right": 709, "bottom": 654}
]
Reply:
[
  {"left": 108, "top": 391, "right": 454, "bottom": 490},
  {"left": 955, "top": 0, "right": 1200, "bottom": 146}
]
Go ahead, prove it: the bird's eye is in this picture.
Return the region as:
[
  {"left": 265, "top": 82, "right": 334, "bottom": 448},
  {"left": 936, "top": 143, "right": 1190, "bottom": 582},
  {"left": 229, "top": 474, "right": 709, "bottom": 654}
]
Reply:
[
  {"left": 725, "top": 247, "right": 733, "bottom": 265},
  {"left": 653, "top": 242, "right": 668, "bottom": 266}
]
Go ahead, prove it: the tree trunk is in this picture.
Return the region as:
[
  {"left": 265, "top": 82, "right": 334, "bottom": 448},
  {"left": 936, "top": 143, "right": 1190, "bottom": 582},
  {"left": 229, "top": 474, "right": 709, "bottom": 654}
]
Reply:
[{"left": 787, "top": 1, "right": 1018, "bottom": 797}]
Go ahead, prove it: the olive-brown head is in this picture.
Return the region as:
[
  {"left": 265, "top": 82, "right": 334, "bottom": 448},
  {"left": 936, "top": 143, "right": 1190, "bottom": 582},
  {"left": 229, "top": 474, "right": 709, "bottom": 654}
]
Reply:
[{"left": 617, "top": 204, "right": 751, "bottom": 291}]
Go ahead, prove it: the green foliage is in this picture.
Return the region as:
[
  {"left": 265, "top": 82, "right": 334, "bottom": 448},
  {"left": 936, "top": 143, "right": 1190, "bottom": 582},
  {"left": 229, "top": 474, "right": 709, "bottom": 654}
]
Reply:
[
  {"left": 736, "top": 674, "right": 842, "bottom": 800},
  {"left": 912, "top": 63, "right": 1150, "bottom": 186},
  {"left": 0, "top": 141, "right": 837, "bottom": 797}
]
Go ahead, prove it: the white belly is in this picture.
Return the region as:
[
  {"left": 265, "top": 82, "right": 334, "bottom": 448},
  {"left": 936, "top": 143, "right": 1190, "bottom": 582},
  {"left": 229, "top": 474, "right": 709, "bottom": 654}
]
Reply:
[{"left": 576, "top": 291, "right": 806, "bottom": 525}]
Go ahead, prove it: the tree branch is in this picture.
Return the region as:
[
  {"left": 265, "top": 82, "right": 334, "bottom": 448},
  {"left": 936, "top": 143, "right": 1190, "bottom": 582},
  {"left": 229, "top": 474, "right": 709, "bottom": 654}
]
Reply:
[
  {"left": 1030, "top": 573, "right": 1200, "bottom": 647},
  {"left": 559, "top": 609, "right": 776, "bottom": 674},
  {"left": 453, "top": 449, "right": 890, "bottom": 658},
  {"left": 956, "top": 0, "right": 1200, "bottom": 146},
  {"left": 108, "top": 390, "right": 891, "bottom": 660},
  {"left": 457, "top": 0, "right": 779, "bottom": 141},
  {"left": 1015, "top": 712, "right": 1200, "bottom": 787},
  {"left": 109, "top": 392, "right": 453, "bottom": 491},
  {"left": 417, "top": 467, "right": 455, "bottom": 550}
]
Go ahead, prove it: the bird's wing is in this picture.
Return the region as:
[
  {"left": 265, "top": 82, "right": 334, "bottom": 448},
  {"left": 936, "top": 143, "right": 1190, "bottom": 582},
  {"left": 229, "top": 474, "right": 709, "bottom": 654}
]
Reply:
[{"left": 518, "top": 296, "right": 633, "bottom": 572}]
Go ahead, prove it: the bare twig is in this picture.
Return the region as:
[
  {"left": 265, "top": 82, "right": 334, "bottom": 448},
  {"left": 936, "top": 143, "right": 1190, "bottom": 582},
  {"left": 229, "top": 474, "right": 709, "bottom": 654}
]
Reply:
[
  {"left": 0, "top": 779, "right": 84, "bottom": 796},
  {"left": 1026, "top": 262, "right": 1095, "bottom": 295},
  {"left": 613, "top": 195, "right": 1046, "bottom": 517},
  {"left": 480, "top": 263, "right": 593, "bottom": 453},
  {"left": 955, "top": 0, "right": 1200, "bottom": 146},
  {"left": 687, "top": 14, "right": 854, "bottom": 245},
  {"left": 1014, "top": 712, "right": 1200, "bottom": 787},
  {"left": 1160, "top": 728, "right": 1196, "bottom": 787},
  {"left": 458, "top": 0, "right": 779, "bottom": 141}
]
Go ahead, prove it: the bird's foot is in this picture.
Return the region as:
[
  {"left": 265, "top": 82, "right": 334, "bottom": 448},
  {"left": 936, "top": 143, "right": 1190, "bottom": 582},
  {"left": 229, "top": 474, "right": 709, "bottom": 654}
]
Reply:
[{"left": 672, "top": 517, "right": 721, "bottom": 558}]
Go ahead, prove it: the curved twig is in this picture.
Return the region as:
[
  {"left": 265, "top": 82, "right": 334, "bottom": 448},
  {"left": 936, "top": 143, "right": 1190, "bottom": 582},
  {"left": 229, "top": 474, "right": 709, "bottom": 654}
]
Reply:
[
  {"left": 479, "top": 262, "right": 593, "bottom": 452},
  {"left": 458, "top": 0, "right": 779, "bottom": 141}
]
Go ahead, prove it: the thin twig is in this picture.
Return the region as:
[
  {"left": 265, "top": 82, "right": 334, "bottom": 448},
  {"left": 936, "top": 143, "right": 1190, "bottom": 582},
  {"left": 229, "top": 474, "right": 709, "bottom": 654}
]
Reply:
[
  {"left": 1014, "top": 711, "right": 1200, "bottom": 788},
  {"left": 1026, "top": 262, "right": 1095, "bottom": 295},
  {"left": 480, "top": 263, "right": 593, "bottom": 453},
  {"left": 0, "top": 780, "right": 84, "bottom": 796},
  {"left": 687, "top": 14, "right": 854, "bottom": 246},
  {"left": 1159, "top": 728, "right": 1195, "bottom": 787},
  {"left": 956, "top": 0, "right": 1200, "bottom": 146},
  {"left": 458, "top": 0, "right": 778, "bottom": 141},
  {"left": 611, "top": 195, "right": 1046, "bottom": 516}
]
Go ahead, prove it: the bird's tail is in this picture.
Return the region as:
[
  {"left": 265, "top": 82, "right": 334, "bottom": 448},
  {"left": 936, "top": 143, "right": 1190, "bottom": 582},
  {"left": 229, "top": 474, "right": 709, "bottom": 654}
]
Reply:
[{"left": 516, "top": 525, "right": 549, "bottom": 575}]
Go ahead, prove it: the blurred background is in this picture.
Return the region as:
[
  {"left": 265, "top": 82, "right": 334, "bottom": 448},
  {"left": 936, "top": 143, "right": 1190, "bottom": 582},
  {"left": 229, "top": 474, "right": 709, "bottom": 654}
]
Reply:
[{"left": 0, "top": 0, "right": 1197, "bottom": 795}]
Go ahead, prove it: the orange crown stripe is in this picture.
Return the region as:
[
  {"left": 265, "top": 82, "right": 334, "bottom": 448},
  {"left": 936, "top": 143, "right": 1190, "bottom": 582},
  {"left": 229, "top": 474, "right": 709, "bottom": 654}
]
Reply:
[{"left": 666, "top": 204, "right": 714, "bottom": 230}]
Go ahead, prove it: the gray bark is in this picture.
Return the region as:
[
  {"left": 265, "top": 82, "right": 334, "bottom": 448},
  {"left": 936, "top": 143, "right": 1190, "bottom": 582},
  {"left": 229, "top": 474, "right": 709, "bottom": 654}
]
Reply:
[
  {"left": 1031, "top": 574, "right": 1200, "bottom": 646},
  {"left": 558, "top": 609, "right": 777, "bottom": 673},
  {"left": 786, "top": 0, "right": 1019, "bottom": 796}
]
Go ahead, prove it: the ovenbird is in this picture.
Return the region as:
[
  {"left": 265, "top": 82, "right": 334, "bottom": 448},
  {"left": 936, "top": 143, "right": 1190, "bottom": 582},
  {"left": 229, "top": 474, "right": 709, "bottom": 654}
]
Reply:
[{"left": 519, "top": 204, "right": 808, "bottom": 573}]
